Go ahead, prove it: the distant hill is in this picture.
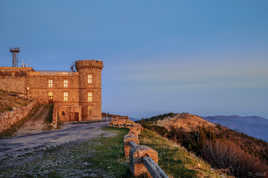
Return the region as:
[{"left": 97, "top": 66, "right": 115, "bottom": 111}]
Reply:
[
  {"left": 203, "top": 115, "right": 268, "bottom": 142},
  {"left": 129, "top": 117, "right": 139, "bottom": 121}
]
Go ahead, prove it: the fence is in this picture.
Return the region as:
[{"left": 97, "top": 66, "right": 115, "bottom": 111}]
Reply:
[{"left": 110, "top": 118, "right": 168, "bottom": 178}]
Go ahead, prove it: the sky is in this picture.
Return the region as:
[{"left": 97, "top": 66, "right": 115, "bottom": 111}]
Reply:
[{"left": 0, "top": 0, "right": 268, "bottom": 119}]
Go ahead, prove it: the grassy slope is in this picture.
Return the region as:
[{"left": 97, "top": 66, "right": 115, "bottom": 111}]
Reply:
[
  {"left": 139, "top": 113, "right": 268, "bottom": 177},
  {"left": 0, "top": 90, "right": 30, "bottom": 113},
  {"left": 139, "top": 113, "right": 268, "bottom": 164},
  {"left": 139, "top": 128, "right": 230, "bottom": 178},
  {"left": 85, "top": 127, "right": 134, "bottom": 177}
]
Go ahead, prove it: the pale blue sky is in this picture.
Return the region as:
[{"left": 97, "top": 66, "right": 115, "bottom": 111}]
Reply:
[{"left": 1, "top": 0, "right": 268, "bottom": 118}]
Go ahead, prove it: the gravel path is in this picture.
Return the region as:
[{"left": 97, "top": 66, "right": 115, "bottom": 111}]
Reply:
[{"left": 0, "top": 121, "right": 112, "bottom": 162}]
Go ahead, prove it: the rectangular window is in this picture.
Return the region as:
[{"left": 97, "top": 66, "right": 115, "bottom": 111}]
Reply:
[
  {"left": 64, "top": 92, "right": 68, "bottom": 102},
  {"left": 88, "top": 92, "right": 93, "bottom": 102},
  {"left": 64, "top": 80, "right": 68, "bottom": 88},
  {"left": 88, "top": 74, "right": 93, "bottom": 84},
  {"left": 48, "top": 80, "right": 53, "bottom": 88}
]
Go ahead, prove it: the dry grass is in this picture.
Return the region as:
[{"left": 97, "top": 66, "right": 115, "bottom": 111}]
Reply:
[
  {"left": 156, "top": 113, "right": 216, "bottom": 132},
  {"left": 201, "top": 140, "right": 268, "bottom": 177},
  {"left": 139, "top": 128, "right": 230, "bottom": 178}
]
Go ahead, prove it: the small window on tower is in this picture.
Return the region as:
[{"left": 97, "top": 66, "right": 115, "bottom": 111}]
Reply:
[
  {"left": 64, "top": 92, "right": 68, "bottom": 102},
  {"left": 88, "top": 74, "right": 93, "bottom": 84},
  {"left": 64, "top": 80, "right": 68, "bottom": 88},
  {"left": 48, "top": 80, "right": 53, "bottom": 88},
  {"left": 88, "top": 92, "right": 93, "bottom": 102}
]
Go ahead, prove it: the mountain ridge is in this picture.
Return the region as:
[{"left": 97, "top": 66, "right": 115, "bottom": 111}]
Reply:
[{"left": 203, "top": 115, "right": 268, "bottom": 142}]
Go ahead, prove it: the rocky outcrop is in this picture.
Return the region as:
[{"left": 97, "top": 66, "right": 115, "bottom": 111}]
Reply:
[
  {"left": 157, "top": 113, "right": 215, "bottom": 132},
  {"left": 109, "top": 117, "right": 137, "bottom": 128}
]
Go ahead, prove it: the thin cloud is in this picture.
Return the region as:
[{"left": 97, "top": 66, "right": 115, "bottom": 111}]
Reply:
[{"left": 110, "top": 56, "right": 268, "bottom": 89}]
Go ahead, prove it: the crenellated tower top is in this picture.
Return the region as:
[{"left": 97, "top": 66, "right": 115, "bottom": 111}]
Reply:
[{"left": 75, "top": 60, "right": 103, "bottom": 71}]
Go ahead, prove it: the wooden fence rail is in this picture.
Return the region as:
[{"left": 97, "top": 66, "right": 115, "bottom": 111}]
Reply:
[
  {"left": 143, "top": 156, "right": 168, "bottom": 178},
  {"left": 128, "top": 141, "right": 168, "bottom": 178}
]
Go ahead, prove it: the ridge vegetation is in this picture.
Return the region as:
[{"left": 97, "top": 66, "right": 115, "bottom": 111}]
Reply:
[
  {"left": 139, "top": 128, "right": 230, "bottom": 178},
  {"left": 138, "top": 113, "right": 268, "bottom": 177}
]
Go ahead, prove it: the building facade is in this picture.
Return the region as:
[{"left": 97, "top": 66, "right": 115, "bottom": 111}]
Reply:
[{"left": 0, "top": 60, "right": 103, "bottom": 122}]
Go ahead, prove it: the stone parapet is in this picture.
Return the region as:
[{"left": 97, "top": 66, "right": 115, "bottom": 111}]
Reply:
[
  {"left": 0, "top": 67, "right": 34, "bottom": 72},
  {"left": 109, "top": 117, "right": 136, "bottom": 128},
  {"left": 75, "top": 60, "right": 103, "bottom": 70},
  {"left": 124, "top": 134, "right": 140, "bottom": 158},
  {"left": 109, "top": 118, "right": 168, "bottom": 178},
  {"left": 130, "top": 145, "right": 158, "bottom": 177},
  {"left": 129, "top": 124, "right": 143, "bottom": 136},
  {"left": 27, "top": 71, "right": 78, "bottom": 76}
]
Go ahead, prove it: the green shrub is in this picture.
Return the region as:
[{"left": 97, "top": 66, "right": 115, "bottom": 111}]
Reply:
[{"left": 45, "top": 103, "right": 54, "bottom": 123}]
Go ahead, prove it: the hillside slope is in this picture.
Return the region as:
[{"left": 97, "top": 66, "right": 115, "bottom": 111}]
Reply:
[
  {"left": 138, "top": 113, "right": 268, "bottom": 177},
  {"left": 156, "top": 113, "right": 215, "bottom": 132},
  {"left": 140, "top": 128, "right": 231, "bottom": 178}
]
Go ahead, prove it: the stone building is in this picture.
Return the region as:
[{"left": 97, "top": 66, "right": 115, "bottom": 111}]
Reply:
[{"left": 0, "top": 60, "right": 103, "bottom": 122}]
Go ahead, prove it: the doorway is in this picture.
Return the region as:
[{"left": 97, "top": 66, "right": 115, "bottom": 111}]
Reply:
[
  {"left": 48, "top": 92, "right": 53, "bottom": 103},
  {"left": 74, "top": 112, "right": 79, "bottom": 121}
]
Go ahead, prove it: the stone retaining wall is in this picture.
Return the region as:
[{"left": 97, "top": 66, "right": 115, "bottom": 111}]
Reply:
[
  {"left": 0, "top": 76, "right": 26, "bottom": 94},
  {"left": 0, "top": 100, "right": 38, "bottom": 133},
  {"left": 103, "top": 112, "right": 129, "bottom": 121},
  {"left": 109, "top": 117, "right": 136, "bottom": 128}
]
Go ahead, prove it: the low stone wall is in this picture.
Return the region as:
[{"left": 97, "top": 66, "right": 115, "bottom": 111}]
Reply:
[
  {"left": 109, "top": 117, "right": 136, "bottom": 128},
  {"left": 0, "top": 101, "right": 38, "bottom": 133},
  {"left": 0, "top": 76, "right": 26, "bottom": 94},
  {"left": 110, "top": 119, "right": 168, "bottom": 178}
]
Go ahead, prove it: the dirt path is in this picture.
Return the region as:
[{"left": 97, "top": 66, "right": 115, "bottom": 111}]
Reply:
[
  {"left": 14, "top": 105, "right": 49, "bottom": 136},
  {"left": 0, "top": 121, "right": 113, "bottom": 162},
  {"left": 0, "top": 121, "right": 116, "bottom": 178}
]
